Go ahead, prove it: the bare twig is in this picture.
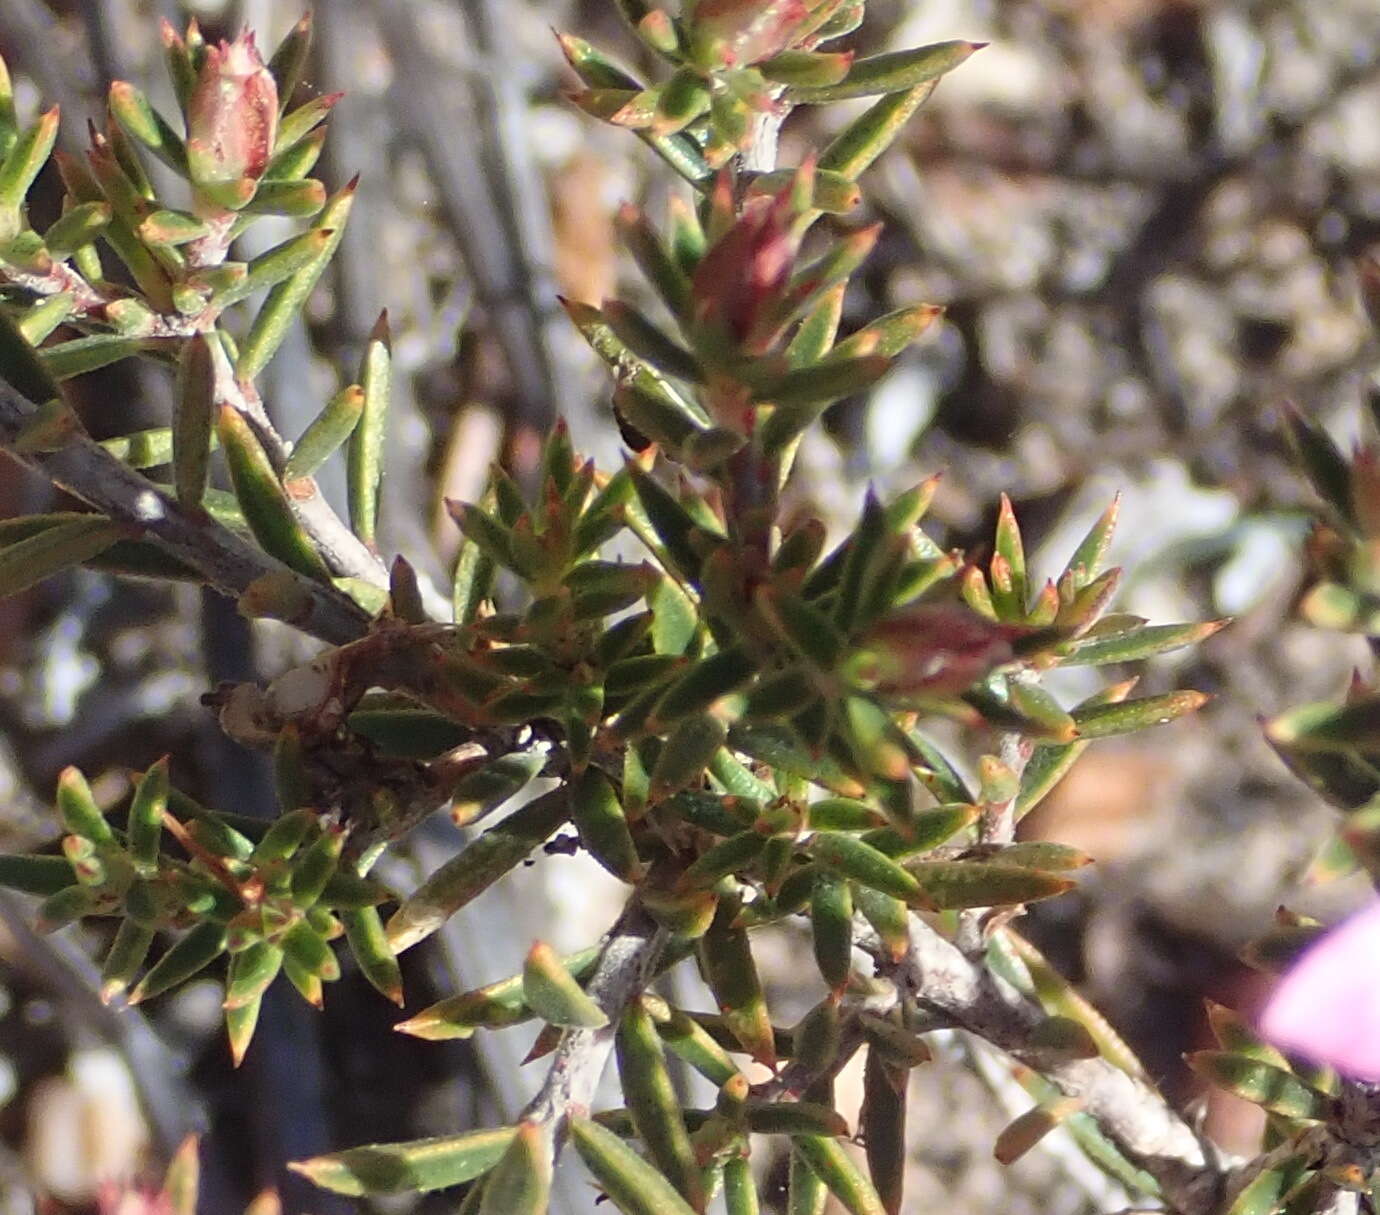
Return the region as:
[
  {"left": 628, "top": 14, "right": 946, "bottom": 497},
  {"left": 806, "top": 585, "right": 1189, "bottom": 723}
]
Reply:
[
  {"left": 0, "top": 380, "right": 371, "bottom": 646},
  {"left": 860, "top": 912, "right": 1222, "bottom": 1215},
  {"left": 957, "top": 729, "right": 1033, "bottom": 953}
]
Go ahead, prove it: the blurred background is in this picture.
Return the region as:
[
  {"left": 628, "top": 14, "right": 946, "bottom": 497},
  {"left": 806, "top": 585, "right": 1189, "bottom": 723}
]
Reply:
[{"left": 0, "top": 0, "right": 1378, "bottom": 1211}]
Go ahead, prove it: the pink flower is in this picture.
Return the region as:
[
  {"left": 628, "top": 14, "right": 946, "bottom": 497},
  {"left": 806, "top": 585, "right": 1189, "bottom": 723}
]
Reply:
[{"left": 1258, "top": 899, "right": 1380, "bottom": 1080}]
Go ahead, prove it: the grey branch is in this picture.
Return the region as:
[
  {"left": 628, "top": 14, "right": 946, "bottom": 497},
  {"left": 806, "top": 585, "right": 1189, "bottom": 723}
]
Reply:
[
  {"left": 0, "top": 379, "right": 371, "bottom": 646},
  {"left": 862, "top": 912, "right": 1223, "bottom": 1215}
]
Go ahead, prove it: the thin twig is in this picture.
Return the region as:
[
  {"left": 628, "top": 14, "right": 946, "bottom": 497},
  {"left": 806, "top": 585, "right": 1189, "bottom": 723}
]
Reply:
[{"left": 957, "top": 729, "right": 1032, "bottom": 953}]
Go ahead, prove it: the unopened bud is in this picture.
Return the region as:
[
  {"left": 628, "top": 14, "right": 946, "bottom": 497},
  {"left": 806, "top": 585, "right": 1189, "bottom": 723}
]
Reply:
[{"left": 186, "top": 32, "right": 277, "bottom": 202}]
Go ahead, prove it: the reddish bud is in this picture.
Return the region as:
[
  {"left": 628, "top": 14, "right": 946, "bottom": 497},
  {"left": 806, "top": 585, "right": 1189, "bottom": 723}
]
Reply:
[
  {"left": 693, "top": 0, "right": 809, "bottom": 68},
  {"left": 186, "top": 31, "right": 278, "bottom": 192},
  {"left": 857, "top": 603, "right": 1025, "bottom": 698},
  {"left": 690, "top": 189, "right": 798, "bottom": 349}
]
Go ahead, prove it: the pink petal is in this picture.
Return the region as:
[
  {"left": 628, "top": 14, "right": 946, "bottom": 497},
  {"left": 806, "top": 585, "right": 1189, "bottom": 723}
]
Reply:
[{"left": 1258, "top": 900, "right": 1380, "bottom": 1080}]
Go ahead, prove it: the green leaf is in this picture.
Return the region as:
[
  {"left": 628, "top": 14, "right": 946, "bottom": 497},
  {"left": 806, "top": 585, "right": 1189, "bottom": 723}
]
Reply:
[
  {"left": 569, "top": 1116, "right": 698, "bottom": 1215},
  {"left": 861, "top": 1046, "right": 906, "bottom": 1214},
  {"left": 1224, "top": 1154, "right": 1315, "bottom": 1215},
  {"left": 0, "top": 854, "right": 76, "bottom": 896},
  {"left": 817, "top": 83, "right": 941, "bottom": 181},
  {"left": 811, "top": 872, "right": 853, "bottom": 992},
  {"left": 1204, "top": 999, "right": 1292, "bottom": 1070},
  {"left": 347, "top": 312, "right": 391, "bottom": 546},
  {"left": 217, "top": 405, "right": 330, "bottom": 579},
  {"left": 136, "top": 209, "right": 210, "bottom": 246},
  {"left": 286, "top": 384, "right": 365, "bottom": 481},
  {"left": 387, "top": 791, "right": 569, "bottom": 952},
  {"left": 216, "top": 228, "right": 336, "bottom": 308},
  {"left": 1015, "top": 680, "right": 1136, "bottom": 819},
  {"left": 629, "top": 464, "right": 713, "bottom": 584},
  {"left": 698, "top": 900, "right": 775, "bottom": 1066},
  {"left": 790, "top": 1135, "right": 886, "bottom": 1215},
  {"left": 446, "top": 500, "right": 526, "bottom": 579},
  {"left": 476, "top": 1122, "right": 550, "bottom": 1215},
  {"left": 604, "top": 299, "right": 702, "bottom": 383},
  {"left": 128, "top": 922, "right": 227, "bottom": 1005},
  {"left": 1266, "top": 697, "right": 1380, "bottom": 752},
  {"left": 0, "top": 105, "right": 58, "bottom": 209},
  {"left": 828, "top": 304, "right": 943, "bottom": 362},
  {"left": 41, "top": 335, "right": 143, "bottom": 381},
  {"left": 571, "top": 767, "right": 643, "bottom": 882},
  {"left": 43, "top": 203, "right": 112, "bottom": 257},
  {"left": 100, "top": 919, "right": 155, "bottom": 1004},
  {"left": 244, "top": 177, "right": 327, "bottom": 218},
  {"left": 333, "top": 903, "right": 400, "bottom": 1005},
  {"left": 757, "top": 356, "right": 893, "bottom": 451},
  {"left": 273, "top": 92, "right": 344, "bottom": 163},
  {"left": 651, "top": 648, "right": 753, "bottom": 726},
  {"left": 236, "top": 180, "right": 354, "bottom": 380},
  {"left": 450, "top": 752, "right": 548, "bottom": 825},
  {"left": 810, "top": 833, "right": 920, "bottom": 902},
  {"left": 1281, "top": 403, "right": 1353, "bottom": 522},
  {"left": 107, "top": 82, "right": 187, "bottom": 175},
  {"left": 0, "top": 517, "right": 121, "bottom": 598},
  {"left": 991, "top": 930, "right": 1145, "bottom": 1077},
  {"left": 731, "top": 723, "right": 866, "bottom": 798},
  {"left": 1071, "top": 691, "right": 1208, "bottom": 739},
  {"left": 650, "top": 713, "right": 728, "bottom": 799},
  {"left": 173, "top": 333, "right": 215, "bottom": 507},
  {"left": 290, "top": 1127, "right": 517, "bottom": 1196},
  {"left": 1063, "top": 496, "right": 1119, "bottom": 587},
  {"left": 224, "top": 941, "right": 284, "bottom": 1013},
  {"left": 904, "top": 861, "right": 1073, "bottom": 910},
  {"left": 125, "top": 757, "right": 168, "bottom": 873},
  {"left": 645, "top": 997, "right": 741, "bottom": 1086},
  {"left": 0, "top": 303, "right": 61, "bottom": 403},
  {"left": 452, "top": 535, "right": 495, "bottom": 626},
  {"left": 615, "top": 203, "right": 693, "bottom": 320},
  {"left": 616, "top": 1002, "right": 704, "bottom": 1209},
  {"left": 724, "top": 1156, "right": 760, "bottom": 1215},
  {"left": 267, "top": 12, "right": 314, "bottom": 111},
  {"left": 0, "top": 55, "right": 16, "bottom": 163},
  {"left": 786, "top": 39, "right": 981, "bottom": 103},
  {"left": 395, "top": 948, "right": 601, "bottom": 1041},
  {"left": 1186, "top": 1052, "right": 1330, "bottom": 1121},
  {"left": 523, "top": 940, "right": 607, "bottom": 1027},
  {"left": 1059, "top": 619, "right": 1227, "bottom": 667},
  {"left": 788, "top": 1145, "right": 828, "bottom": 1215}
]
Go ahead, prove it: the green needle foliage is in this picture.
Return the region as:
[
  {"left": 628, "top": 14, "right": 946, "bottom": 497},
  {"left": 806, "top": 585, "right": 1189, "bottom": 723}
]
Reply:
[{"left": 9, "top": 4, "right": 1365, "bottom": 1215}]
